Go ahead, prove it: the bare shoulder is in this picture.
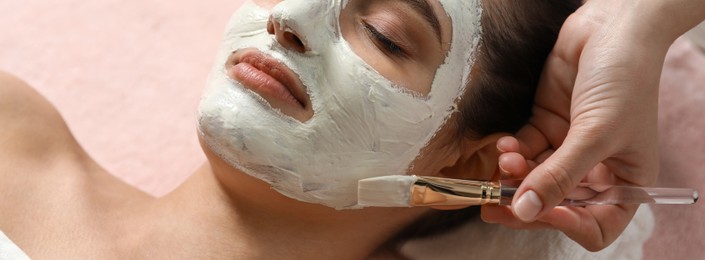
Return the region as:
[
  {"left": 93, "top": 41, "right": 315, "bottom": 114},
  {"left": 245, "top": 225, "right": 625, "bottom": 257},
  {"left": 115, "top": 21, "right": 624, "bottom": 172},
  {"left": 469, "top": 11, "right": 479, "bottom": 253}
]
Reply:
[
  {"left": 0, "top": 71, "right": 90, "bottom": 210},
  {"left": 0, "top": 72, "right": 156, "bottom": 256},
  {"left": 0, "top": 70, "right": 153, "bottom": 194},
  {"left": 0, "top": 71, "right": 83, "bottom": 162}
]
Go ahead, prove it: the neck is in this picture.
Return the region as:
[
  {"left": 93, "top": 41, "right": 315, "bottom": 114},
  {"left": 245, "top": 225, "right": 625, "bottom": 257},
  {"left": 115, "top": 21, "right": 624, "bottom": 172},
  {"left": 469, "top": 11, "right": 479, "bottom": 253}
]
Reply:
[{"left": 130, "top": 160, "right": 428, "bottom": 259}]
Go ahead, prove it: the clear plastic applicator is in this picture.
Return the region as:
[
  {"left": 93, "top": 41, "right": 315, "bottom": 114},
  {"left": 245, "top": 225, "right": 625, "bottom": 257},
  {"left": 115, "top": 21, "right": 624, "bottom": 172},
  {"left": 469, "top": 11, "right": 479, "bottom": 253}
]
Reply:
[{"left": 357, "top": 176, "right": 699, "bottom": 207}]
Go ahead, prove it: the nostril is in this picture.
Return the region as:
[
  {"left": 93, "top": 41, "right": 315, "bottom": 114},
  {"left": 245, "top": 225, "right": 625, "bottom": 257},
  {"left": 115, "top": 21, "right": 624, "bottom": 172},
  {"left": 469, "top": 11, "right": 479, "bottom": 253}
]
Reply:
[
  {"left": 267, "top": 20, "right": 275, "bottom": 35},
  {"left": 268, "top": 16, "right": 307, "bottom": 53},
  {"left": 275, "top": 28, "right": 307, "bottom": 53},
  {"left": 284, "top": 32, "right": 305, "bottom": 51}
]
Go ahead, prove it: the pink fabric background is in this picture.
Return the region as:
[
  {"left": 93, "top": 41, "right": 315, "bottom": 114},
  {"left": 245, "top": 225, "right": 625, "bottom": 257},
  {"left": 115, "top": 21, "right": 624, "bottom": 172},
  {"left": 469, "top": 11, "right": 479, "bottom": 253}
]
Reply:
[{"left": 1, "top": 1, "right": 703, "bottom": 258}]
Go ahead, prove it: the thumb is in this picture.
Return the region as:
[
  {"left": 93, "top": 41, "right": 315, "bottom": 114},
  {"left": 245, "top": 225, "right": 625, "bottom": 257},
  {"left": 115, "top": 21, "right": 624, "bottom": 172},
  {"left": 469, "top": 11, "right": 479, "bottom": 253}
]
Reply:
[{"left": 510, "top": 130, "right": 608, "bottom": 222}]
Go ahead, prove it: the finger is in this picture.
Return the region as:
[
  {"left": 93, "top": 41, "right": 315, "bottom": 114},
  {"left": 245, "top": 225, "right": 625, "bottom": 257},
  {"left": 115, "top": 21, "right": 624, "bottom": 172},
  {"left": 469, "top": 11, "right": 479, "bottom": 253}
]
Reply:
[
  {"left": 527, "top": 104, "right": 571, "bottom": 151},
  {"left": 521, "top": 149, "right": 555, "bottom": 177},
  {"left": 481, "top": 205, "right": 553, "bottom": 230},
  {"left": 516, "top": 72, "right": 573, "bottom": 158},
  {"left": 496, "top": 136, "right": 520, "bottom": 153},
  {"left": 497, "top": 149, "right": 551, "bottom": 180},
  {"left": 536, "top": 204, "right": 639, "bottom": 251},
  {"left": 513, "top": 123, "right": 551, "bottom": 159},
  {"left": 514, "top": 32, "right": 583, "bottom": 157},
  {"left": 512, "top": 13, "right": 587, "bottom": 159},
  {"left": 498, "top": 152, "right": 529, "bottom": 179},
  {"left": 511, "top": 131, "right": 609, "bottom": 222},
  {"left": 534, "top": 149, "right": 554, "bottom": 164},
  {"left": 516, "top": 51, "right": 578, "bottom": 151},
  {"left": 497, "top": 149, "right": 552, "bottom": 179},
  {"left": 583, "top": 162, "right": 614, "bottom": 184},
  {"left": 497, "top": 136, "right": 550, "bottom": 178}
]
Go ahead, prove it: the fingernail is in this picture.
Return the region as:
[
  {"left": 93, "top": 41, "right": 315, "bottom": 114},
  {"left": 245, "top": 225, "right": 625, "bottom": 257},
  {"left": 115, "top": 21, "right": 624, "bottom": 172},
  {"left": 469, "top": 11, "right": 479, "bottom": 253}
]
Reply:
[
  {"left": 483, "top": 218, "right": 497, "bottom": 224},
  {"left": 498, "top": 164, "right": 509, "bottom": 175},
  {"left": 514, "top": 190, "right": 542, "bottom": 222}
]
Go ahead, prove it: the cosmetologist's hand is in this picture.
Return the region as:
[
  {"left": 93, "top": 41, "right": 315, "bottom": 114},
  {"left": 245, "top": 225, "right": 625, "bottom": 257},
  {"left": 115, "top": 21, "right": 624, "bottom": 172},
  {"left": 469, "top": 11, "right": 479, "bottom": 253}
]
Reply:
[{"left": 481, "top": 0, "right": 705, "bottom": 251}]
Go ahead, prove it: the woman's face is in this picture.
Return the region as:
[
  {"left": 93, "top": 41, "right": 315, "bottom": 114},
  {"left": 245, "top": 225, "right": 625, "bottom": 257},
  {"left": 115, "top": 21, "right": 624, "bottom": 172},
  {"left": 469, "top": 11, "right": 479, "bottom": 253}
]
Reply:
[{"left": 198, "top": 0, "right": 482, "bottom": 209}]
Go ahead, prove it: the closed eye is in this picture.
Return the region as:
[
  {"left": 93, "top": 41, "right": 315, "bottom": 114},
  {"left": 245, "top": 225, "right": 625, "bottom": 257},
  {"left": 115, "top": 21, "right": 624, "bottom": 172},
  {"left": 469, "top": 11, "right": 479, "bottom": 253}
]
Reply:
[{"left": 362, "top": 22, "right": 407, "bottom": 58}]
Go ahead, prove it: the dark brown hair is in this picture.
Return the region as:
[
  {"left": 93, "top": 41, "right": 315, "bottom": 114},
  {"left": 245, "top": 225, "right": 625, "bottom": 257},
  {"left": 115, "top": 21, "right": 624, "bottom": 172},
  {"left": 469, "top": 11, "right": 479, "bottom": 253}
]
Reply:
[
  {"left": 459, "top": 0, "right": 582, "bottom": 138},
  {"left": 385, "top": 0, "right": 583, "bottom": 251}
]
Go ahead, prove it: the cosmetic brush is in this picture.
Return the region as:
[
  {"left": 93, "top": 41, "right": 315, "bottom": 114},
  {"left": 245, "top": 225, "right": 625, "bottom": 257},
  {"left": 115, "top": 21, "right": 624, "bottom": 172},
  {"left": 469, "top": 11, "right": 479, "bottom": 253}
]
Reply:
[{"left": 357, "top": 175, "right": 699, "bottom": 207}]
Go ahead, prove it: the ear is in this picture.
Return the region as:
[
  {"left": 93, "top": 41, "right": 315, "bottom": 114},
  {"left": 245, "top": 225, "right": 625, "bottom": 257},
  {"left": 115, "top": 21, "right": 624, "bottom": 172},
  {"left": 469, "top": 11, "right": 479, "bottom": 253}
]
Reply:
[
  {"left": 431, "top": 133, "right": 507, "bottom": 210},
  {"left": 438, "top": 133, "right": 507, "bottom": 181}
]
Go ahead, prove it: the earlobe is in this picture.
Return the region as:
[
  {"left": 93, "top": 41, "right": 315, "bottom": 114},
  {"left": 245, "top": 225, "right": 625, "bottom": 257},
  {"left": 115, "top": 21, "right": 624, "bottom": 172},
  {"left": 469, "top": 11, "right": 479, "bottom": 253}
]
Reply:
[{"left": 439, "top": 133, "right": 507, "bottom": 181}]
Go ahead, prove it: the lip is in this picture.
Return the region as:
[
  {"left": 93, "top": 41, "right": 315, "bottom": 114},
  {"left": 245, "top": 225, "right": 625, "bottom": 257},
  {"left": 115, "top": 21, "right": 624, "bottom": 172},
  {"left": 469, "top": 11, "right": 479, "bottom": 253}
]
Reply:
[{"left": 227, "top": 49, "right": 312, "bottom": 120}]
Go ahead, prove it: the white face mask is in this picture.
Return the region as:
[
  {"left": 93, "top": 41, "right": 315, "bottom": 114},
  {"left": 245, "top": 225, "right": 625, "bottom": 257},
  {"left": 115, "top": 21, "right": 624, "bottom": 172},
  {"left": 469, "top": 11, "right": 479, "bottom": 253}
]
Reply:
[{"left": 198, "top": 0, "right": 482, "bottom": 209}]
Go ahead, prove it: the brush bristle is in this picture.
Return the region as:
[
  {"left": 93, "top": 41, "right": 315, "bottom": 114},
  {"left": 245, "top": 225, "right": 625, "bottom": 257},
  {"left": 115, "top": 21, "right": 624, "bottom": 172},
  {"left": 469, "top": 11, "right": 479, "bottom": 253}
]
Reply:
[{"left": 357, "top": 175, "right": 418, "bottom": 207}]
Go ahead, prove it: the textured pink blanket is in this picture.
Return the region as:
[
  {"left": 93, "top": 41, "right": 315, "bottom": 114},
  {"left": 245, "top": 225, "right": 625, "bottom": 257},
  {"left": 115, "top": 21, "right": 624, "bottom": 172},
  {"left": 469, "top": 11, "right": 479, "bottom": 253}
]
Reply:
[{"left": 1, "top": 0, "right": 702, "bottom": 258}]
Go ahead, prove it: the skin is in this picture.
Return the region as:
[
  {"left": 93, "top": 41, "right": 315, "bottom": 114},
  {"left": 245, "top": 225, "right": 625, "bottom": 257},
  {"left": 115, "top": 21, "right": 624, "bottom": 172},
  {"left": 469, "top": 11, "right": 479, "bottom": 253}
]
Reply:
[
  {"left": 485, "top": 0, "right": 705, "bottom": 251},
  {"left": 0, "top": 0, "right": 499, "bottom": 258},
  {"left": 8, "top": 0, "right": 698, "bottom": 254}
]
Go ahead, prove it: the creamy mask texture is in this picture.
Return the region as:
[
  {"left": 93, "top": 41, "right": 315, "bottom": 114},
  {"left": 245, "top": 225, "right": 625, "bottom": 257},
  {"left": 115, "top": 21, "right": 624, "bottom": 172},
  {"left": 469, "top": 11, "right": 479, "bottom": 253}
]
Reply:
[{"left": 198, "top": 0, "right": 482, "bottom": 209}]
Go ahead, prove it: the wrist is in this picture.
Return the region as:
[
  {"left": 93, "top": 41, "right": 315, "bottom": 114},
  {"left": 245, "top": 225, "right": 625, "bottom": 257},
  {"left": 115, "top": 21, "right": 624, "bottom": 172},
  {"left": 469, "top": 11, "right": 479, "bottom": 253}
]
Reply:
[{"left": 632, "top": 0, "right": 705, "bottom": 45}]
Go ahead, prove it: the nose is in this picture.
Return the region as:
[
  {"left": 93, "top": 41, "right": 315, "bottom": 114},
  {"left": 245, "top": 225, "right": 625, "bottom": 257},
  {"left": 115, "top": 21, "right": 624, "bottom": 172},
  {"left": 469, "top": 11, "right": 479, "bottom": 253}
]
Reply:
[
  {"left": 268, "top": 0, "right": 339, "bottom": 54},
  {"left": 267, "top": 17, "right": 307, "bottom": 53}
]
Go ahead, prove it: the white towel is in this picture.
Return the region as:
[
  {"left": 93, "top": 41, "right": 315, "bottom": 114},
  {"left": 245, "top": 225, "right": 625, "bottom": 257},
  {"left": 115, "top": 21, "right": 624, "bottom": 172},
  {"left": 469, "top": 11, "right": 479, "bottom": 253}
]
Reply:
[
  {"left": 402, "top": 205, "right": 654, "bottom": 259},
  {"left": 0, "top": 231, "right": 29, "bottom": 260}
]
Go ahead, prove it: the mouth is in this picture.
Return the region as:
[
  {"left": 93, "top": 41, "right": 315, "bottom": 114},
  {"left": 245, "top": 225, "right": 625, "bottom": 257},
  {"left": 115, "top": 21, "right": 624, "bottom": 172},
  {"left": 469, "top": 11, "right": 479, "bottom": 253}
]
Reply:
[{"left": 226, "top": 49, "right": 313, "bottom": 121}]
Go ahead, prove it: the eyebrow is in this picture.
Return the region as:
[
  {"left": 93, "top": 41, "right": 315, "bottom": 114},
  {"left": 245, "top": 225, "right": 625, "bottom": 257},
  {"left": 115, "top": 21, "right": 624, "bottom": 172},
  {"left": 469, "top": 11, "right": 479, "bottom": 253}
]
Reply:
[{"left": 401, "top": 0, "right": 443, "bottom": 44}]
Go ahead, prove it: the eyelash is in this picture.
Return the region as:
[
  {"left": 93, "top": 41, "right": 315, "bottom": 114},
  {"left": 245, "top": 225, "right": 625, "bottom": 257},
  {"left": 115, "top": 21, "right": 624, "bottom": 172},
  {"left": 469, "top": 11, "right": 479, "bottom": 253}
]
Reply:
[{"left": 362, "top": 22, "right": 407, "bottom": 57}]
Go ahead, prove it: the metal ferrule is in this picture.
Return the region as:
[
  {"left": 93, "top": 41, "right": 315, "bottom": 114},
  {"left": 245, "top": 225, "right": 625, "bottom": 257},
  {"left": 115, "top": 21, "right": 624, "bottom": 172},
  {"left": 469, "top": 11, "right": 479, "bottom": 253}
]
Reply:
[{"left": 410, "top": 176, "right": 502, "bottom": 206}]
